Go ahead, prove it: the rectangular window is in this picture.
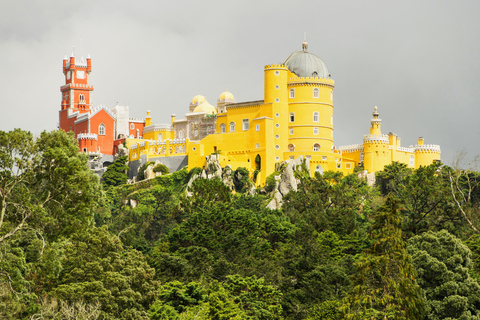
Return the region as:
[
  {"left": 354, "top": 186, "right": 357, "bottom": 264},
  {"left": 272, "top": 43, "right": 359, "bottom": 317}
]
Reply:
[
  {"left": 346, "top": 163, "right": 351, "bottom": 169},
  {"left": 289, "top": 128, "right": 294, "bottom": 135},
  {"left": 313, "top": 127, "right": 318, "bottom": 135},
  {"left": 313, "top": 112, "right": 319, "bottom": 122},
  {"left": 336, "top": 163, "right": 341, "bottom": 169},
  {"left": 322, "top": 156, "right": 327, "bottom": 161},
  {"left": 256, "top": 124, "right": 260, "bottom": 131},
  {"left": 243, "top": 119, "right": 249, "bottom": 130},
  {"left": 289, "top": 89, "right": 295, "bottom": 99},
  {"left": 289, "top": 112, "right": 295, "bottom": 122},
  {"left": 313, "top": 88, "right": 319, "bottom": 98}
]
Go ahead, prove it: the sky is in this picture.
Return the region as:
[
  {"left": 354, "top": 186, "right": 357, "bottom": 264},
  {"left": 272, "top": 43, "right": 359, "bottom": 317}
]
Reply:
[{"left": 0, "top": 0, "right": 479, "bottom": 167}]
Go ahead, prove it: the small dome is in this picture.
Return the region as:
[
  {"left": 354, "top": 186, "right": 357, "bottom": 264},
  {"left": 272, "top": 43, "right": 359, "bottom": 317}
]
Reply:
[
  {"left": 191, "top": 94, "right": 206, "bottom": 105},
  {"left": 219, "top": 90, "right": 235, "bottom": 102},
  {"left": 193, "top": 101, "right": 217, "bottom": 114},
  {"left": 284, "top": 41, "right": 330, "bottom": 78}
]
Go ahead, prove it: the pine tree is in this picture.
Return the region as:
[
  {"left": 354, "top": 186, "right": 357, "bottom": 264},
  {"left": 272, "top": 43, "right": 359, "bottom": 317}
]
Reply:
[{"left": 341, "top": 196, "right": 425, "bottom": 319}]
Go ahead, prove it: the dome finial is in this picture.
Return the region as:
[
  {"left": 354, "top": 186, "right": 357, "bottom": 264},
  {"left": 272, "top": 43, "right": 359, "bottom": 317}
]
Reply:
[{"left": 302, "top": 33, "right": 308, "bottom": 52}]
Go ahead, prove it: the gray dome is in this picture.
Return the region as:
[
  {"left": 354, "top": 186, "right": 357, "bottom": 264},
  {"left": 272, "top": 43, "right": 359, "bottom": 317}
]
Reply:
[{"left": 284, "top": 42, "right": 330, "bottom": 78}]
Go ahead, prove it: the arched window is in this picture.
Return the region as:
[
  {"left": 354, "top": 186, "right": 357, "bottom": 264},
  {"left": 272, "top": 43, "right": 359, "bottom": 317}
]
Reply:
[
  {"left": 360, "top": 152, "right": 364, "bottom": 162},
  {"left": 288, "top": 144, "right": 295, "bottom": 152},
  {"left": 230, "top": 122, "right": 235, "bottom": 132},
  {"left": 289, "top": 89, "right": 295, "bottom": 98},
  {"left": 130, "top": 123, "right": 135, "bottom": 130},
  {"left": 313, "top": 88, "right": 319, "bottom": 98},
  {"left": 313, "top": 112, "right": 319, "bottom": 122},
  {"left": 313, "top": 143, "right": 320, "bottom": 151},
  {"left": 159, "top": 133, "right": 163, "bottom": 141},
  {"left": 313, "top": 127, "right": 319, "bottom": 135},
  {"left": 98, "top": 124, "right": 105, "bottom": 135},
  {"left": 179, "top": 130, "right": 184, "bottom": 139},
  {"left": 315, "top": 165, "right": 323, "bottom": 174},
  {"left": 79, "top": 94, "right": 85, "bottom": 104},
  {"left": 220, "top": 123, "right": 226, "bottom": 133}
]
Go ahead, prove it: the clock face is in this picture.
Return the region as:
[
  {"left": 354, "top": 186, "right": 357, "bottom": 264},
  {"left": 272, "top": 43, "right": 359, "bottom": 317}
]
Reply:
[{"left": 77, "top": 70, "right": 85, "bottom": 79}]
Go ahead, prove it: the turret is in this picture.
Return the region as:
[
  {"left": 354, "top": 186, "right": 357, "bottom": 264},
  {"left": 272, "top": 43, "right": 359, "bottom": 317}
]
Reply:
[
  {"left": 171, "top": 114, "right": 176, "bottom": 123},
  {"left": 86, "top": 54, "right": 92, "bottom": 73},
  {"left": 370, "top": 106, "right": 382, "bottom": 135},
  {"left": 69, "top": 51, "right": 75, "bottom": 67},
  {"left": 145, "top": 110, "right": 152, "bottom": 127},
  {"left": 63, "top": 55, "right": 67, "bottom": 72}
]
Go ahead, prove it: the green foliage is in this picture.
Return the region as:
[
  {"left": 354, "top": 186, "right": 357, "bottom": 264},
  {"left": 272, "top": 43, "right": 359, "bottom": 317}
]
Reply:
[
  {"left": 102, "top": 155, "right": 129, "bottom": 188},
  {"left": 408, "top": 230, "right": 480, "bottom": 319},
  {"left": 265, "top": 171, "right": 279, "bottom": 193},
  {"left": 375, "top": 161, "right": 411, "bottom": 196},
  {"left": 233, "top": 167, "right": 251, "bottom": 193},
  {"left": 153, "top": 163, "right": 169, "bottom": 175},
  {"left": 341, "top": 196, "right": 425, "bottom": 320}
]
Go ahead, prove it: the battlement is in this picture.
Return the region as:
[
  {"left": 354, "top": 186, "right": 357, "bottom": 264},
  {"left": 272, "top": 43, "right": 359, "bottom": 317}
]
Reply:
[
  {"left": 264, "top": 64, "right": 288, "bottom": 70},
  {"left": 414, "top": 144, "right": 441, "bottom": 153},
  {"left": 77, "top": 133, "right": 98, "bottom": 140},
  {"left": 338, "top": 144, "right": 364, "bottom": 153},
  {"left": 288, "top": 77, "right": 335, "bottom": 87},
  {"left": 397, "top": 146, "right": 414, "bottom": 153},
  {"left": 363, "top": 134, "right": 389, "bottom": 144},
  {"left": 60, "top": 83, "right": 94, "bottom": 91}
]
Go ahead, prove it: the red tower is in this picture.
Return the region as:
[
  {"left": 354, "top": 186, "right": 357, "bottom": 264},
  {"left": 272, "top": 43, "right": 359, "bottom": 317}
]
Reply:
[{"left": 59, "top": 51, "right": 94, "bottom": 133}]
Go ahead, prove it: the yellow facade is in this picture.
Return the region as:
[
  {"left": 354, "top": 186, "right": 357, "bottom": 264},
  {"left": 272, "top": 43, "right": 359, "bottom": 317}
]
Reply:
[{"left": 129, "top": 41, "right": 441, "bottom": 185}]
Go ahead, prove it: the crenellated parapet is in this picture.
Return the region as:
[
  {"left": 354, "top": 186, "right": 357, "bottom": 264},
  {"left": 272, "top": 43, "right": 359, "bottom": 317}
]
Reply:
[
  {"left": 363, "top": 134, "right": 389, "bottom": 144},
  {"left": 338, "top": 144, "right": 364, "bottom": 153},
  {"left": 264, "top": 64, "right": 288, "bottom": 70},
  {"left": 287, "top": 77, "right": 335, "bottom": 88},
  {"left": 414, "top": 144, "right": 441, "bottom": 153},
  {"left": 77, "top": 133, "right": 98, "bottom": 140},
  {"left": 129, "top": 138, "right": 189, "bottom": 161}
]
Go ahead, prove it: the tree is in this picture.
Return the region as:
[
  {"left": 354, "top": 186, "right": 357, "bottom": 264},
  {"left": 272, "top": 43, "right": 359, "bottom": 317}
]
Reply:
[
  {"left": 408, "top": 230, "right": 480, "bottom": 319},
  {"left": 101, "top": 155, "right": 129, "bottom": 188},
  {"left": 341, "top": 196, "right": 425, "bottom": 319}
]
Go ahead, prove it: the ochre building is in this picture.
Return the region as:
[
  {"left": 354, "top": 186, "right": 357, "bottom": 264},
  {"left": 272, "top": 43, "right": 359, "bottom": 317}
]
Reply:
[{"left": 128, "top": 41, "right": 441, "bottom": 185}]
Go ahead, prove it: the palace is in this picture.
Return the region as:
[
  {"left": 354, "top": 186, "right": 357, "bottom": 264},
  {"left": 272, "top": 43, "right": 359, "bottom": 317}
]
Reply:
[{"left": 58, "top": 41, "right": 441, "bottom": 183}]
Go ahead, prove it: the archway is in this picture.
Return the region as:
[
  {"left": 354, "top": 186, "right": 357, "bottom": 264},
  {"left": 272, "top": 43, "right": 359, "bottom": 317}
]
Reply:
[
  {"left": 315, "top": 165, "right": 323, "bottom": 175},
  {"left": 255, "top": 154, "right": 261, "bottom": 171}
]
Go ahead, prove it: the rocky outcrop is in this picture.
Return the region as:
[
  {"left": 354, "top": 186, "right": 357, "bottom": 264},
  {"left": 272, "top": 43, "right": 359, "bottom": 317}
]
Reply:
[
  {"left": 357, "top": 170, "right": 376, "bottom": 187},
  {"left": 144, "top": 164, "right": 156, "bottom": 180},
  {"left": 267, "top": 156, "right": 310, "bottom": 210}
]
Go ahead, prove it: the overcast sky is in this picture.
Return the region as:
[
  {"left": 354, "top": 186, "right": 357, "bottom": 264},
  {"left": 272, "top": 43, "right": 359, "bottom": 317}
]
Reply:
[{"left": 0, "top": 0, "right": 479, "bottom": 166}]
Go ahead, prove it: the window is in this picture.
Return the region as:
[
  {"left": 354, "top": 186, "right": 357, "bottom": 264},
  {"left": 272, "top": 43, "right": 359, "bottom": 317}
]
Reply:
[
  {"left": 315, "top": 165, "right": 323, "bottom": 174},
  {"left": 98, "top": 124, "right": 105, "bottom": 135},
  {"left": 289, "top": 89, "right": 295, "bottom": 98},
  {"left": 346, "top": 163, "right": 351, "bottom": 169},
  {"left": 275, "top": 157, "right": 280, "bottom": 161},
  {"left": 313, "top": 127, "right": 319, "bottom": 135},
  {"left": 275, "top": 134, "right": 279, "bottom": 139},
  {"left": 288, "top": 144, "right": 295, "bottom": 152},
  {"left": 79, "top": 94, "right": 85, "bottom": 104},
  {"left": 275, "top": 98, "right": 280, "bottom": 103},
  {"left": 322, "top": 156, "right": 327, "bottom": 161},
  {"left": 256, "top": 124, "right": 260, "bottom": 131},
  {"left": 275, "top": 145, "right": 280, "bottom": 150},
  {"left": 82, "top": 147, "right": 87, "bottom": 153},
  {"left": 289, "top": 128, "right": 294, "bottom": 135},
  {"left": 360, "top": 152, "right": 364, "bottom": 162},
  {"left": 313, "top": 143, "right": 320, "bottom": 151},
  {"left": 313, "top": 88, "right": 319, "bottom": 98},
  {"left": 313, "top": 112, "right": 319, "bottom": 122},
  {"left": 275, "top": 123, "right": 280, "bottom": 128},
  {"left": 230, "top": 122, "right": 235, "bottom": 132},
  {"left": 290, "top": 156, "right": 294, "bottom": 160},
  {"left": 289, "top": 112, "right": 295, "bottom": 122},
  {"left": 220, "top": 123, "right": 226, "bottom": 133},
  {"left": 159, "top": 133, "right": 163, "bottom": 141},
  {"left": 274, "top": 71, "right": 280, "bottom": 75},
  {"left": 275, "top": 113, "right": 279, "bottom": 117},
  {"left": 331, "top": 114, "right": 333, "bottom": 125},
  {"left": 179, "top": 130, "right": 184, "bottom": 139},
  {"left": 243, "top": 119, "right": 249, "bottom": 130},
  {"left": 336, "top": 163, "right": 341, "bottom": 169},
  {"left": 275, "top": 85, "right": 279, "bottom": 90},
  {"left": 256, "top": 143, "right": 259, "bottom": 148},
  {"left": 410, "top": 155, "right": 414, "bottom": 166}
]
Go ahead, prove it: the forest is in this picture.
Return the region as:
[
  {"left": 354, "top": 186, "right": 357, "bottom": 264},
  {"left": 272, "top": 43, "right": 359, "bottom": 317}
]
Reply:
[{"left": 1, "top": 129, "right": 480, "bottom": 320}]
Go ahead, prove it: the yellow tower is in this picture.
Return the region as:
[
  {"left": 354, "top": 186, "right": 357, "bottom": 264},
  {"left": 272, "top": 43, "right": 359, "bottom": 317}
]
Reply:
[
  {"left": 414, "top": 137, "right": 441, "bottom": 168},
  {"left": 363, "top": 107, "right": 390, "bottom": 172},
  {"left": 284, "top": 40, "right": 335, "bottom": 164}
]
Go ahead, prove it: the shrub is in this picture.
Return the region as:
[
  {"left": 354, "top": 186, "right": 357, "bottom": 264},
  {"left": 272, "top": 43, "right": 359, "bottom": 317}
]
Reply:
[{"left": 153, "top": 163, "right": 170, "bottom": 175}]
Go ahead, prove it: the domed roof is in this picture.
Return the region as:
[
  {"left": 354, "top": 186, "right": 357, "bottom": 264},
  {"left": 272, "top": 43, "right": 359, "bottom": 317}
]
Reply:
[
  {"left": 193, "top": 100, "right": 217, "bottom": 114},
  {"left": 218, "top": 90, "right": 235, "bottom": 102},
  {"left": 284, "top": 41, "right": 330, "bottom": 79},
  {"left": 191, "top": 94, "right": 206, "bottom": 105}
]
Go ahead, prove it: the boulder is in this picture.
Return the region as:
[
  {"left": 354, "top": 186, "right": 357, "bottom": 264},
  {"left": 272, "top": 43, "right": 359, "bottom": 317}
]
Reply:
[{"left": 144, "top": 164, "right": 156, "bottom": 180}]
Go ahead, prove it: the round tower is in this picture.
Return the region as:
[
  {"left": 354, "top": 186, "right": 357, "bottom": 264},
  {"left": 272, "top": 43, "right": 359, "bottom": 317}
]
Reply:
[
  {"left": 414, "top": 137, "right": 441, "bottom": 168},
  {"left": 363, "top": 107, "right": 390, "bottom": 172},
  {"left": 283, "top": 40, "right": 335, "bottom": 156},
  {"left": 264, "top": 64, "right": 289, "bottom": 162}
]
